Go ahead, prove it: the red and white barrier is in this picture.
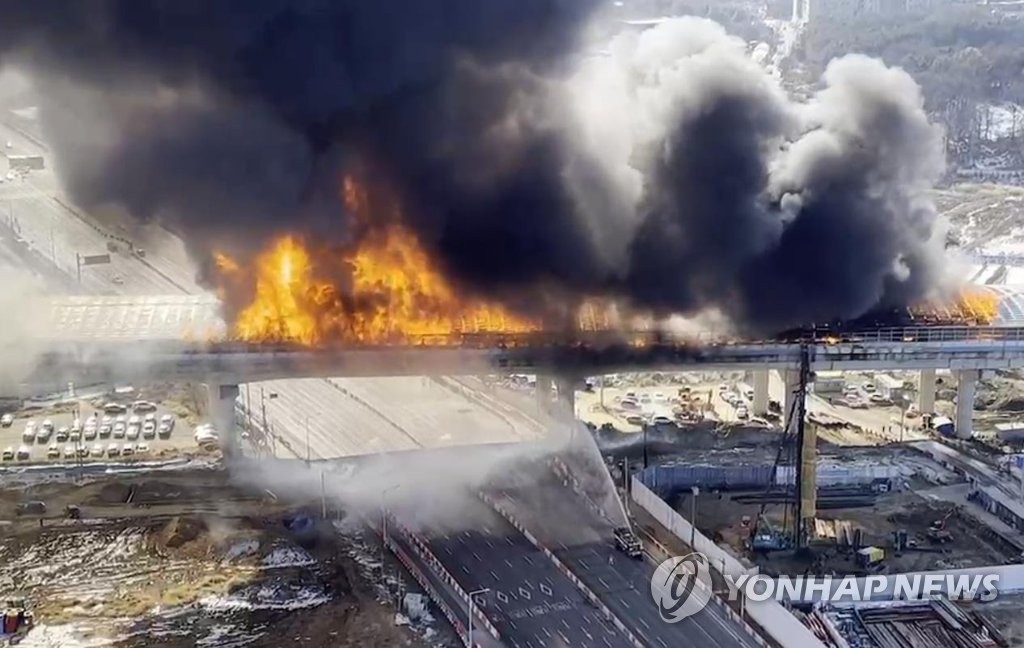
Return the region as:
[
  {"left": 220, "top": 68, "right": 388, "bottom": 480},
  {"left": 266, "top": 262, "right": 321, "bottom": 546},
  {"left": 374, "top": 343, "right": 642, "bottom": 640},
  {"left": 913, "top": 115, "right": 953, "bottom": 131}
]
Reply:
[
  {"left": 384, "top": 511, "right": 502, "bottom": 643},
  {"left": 478, "top": 490, "right": 645, "bottom": 648}
]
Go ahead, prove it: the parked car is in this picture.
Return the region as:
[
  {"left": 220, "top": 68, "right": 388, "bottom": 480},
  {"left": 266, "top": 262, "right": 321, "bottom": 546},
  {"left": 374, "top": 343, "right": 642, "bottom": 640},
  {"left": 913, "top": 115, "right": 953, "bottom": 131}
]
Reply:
[
  {"left": 56, "top": 427, "right": 69, "bottom": 442},
  {"left": 22, "top": 423, "right": 37, "bottom": 444},
  {"left": 41, "top": 419, "right": 54, "bottom": 433},
  {"left": 132, "top": 400, "right": 157, "bottom": 413},
  {"left": 159, "top": 414, "right": 175, "bottom": 430},
  {"left": 83, "top": 425, "right": 97, "bottom": 441},
  {"left": 136, "top": 442, "right": 150, "bottom": 455},
  {"left": 103, "top": 402, "right": 128, "bottom": 415},
  {"left": 63, "top": 445, "right": 75, "bottom": 458},
  {"left": 127, "top": 424, "right": 140, "bottom": 441},
  {"left": 113, "top": 422, "right": 126, "bottom": 439},
  {"left": 107, "top": 443, "right": 120, "bottom": 457},
  {"left": 16, "top": 445, "right": 30, "bottom": 460},
  {"left": 142, "top": 421, "right": 156, "bottom": 439},
  {"left": 158, "top": 421, "right": 173, "bottom": 438},
  {"left": 0, "top": 413, "right": 13, "bottom": 427},
  {"left": 91, "top": 444, "right": 105, "bottom": 457},
  {"left": 99, "top": 423, "right": 112, "bottom": 439},
  {"left": 1, "top": 446, "right": 13, "bottom": 461},
  {"left": 121, "top": 444, "right": 135, "bottom": 457},
  {"left": 47, "top": 443, "right": 60, "bottom": 459}
]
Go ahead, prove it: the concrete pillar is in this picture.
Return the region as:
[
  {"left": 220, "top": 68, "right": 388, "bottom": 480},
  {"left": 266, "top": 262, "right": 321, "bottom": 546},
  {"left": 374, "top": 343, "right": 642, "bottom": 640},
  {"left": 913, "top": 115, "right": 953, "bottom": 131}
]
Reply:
[
  {"left": 556, "top": 377, "right": 576, "bottom": 418},
  {"left": 783, "top": 369, "right": 801, "bottom": 434},
  {"left": 207, "top": 382, "right": 240, "bottom": 456},
  {"left": 535, "top": 375, "right": 553, "bottom": 413},
  {"left": 752, "top": 370, "right": 770, "bottom": 416},
  {"left": 955, "top": 370, "right": 979, "bottom": 440},
  {"left": 918, "top": 368, "right": 936, "bottom": 413}
]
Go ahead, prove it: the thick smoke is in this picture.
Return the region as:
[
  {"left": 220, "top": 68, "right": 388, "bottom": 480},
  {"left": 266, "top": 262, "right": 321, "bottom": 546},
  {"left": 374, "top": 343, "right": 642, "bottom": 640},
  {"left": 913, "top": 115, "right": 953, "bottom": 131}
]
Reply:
[{"left": 0, "top": 3, "right": 948, "bottom": 333}]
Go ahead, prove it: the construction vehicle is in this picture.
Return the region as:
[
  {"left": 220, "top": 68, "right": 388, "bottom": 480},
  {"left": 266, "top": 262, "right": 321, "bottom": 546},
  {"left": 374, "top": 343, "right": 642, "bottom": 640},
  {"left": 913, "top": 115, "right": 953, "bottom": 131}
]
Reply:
[
  {"left": 751, "top": 515, "right": 790, "bottom": 552},
  {"left": 928, "top": 509, "right": 956, "bottom": 543},
  {"left": 613, "top": 527, "right": 643, "bottom": 559}
]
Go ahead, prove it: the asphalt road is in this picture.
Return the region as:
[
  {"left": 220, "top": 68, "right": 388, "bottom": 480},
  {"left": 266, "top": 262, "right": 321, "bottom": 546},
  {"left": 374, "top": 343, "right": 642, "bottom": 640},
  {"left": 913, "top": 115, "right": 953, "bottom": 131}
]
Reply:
[
  {"left": 387, "top": 524, "right": 502, "bottom": 648},
  {"left": 492, "top": 467, "right": 761, "bottom": 648},
  {"left": 0, "top": 118, "right": 201, "bottom": 296},
  {"left": 424, "top": 495, "right": 632, "bottom": 648}
]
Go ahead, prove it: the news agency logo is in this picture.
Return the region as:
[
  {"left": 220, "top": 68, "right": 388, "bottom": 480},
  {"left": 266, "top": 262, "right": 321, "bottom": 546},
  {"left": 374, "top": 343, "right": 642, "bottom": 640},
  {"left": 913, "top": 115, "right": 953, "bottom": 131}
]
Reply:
[{"left": 649, "top": 553, "right": 713, "bottom": 623}]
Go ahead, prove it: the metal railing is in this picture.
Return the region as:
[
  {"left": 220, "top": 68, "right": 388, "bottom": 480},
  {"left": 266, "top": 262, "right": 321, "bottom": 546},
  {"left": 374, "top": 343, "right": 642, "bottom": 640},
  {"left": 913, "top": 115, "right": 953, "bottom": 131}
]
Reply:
[{"left": 180, "top": 325, "right": 1024, "bottom": 353}]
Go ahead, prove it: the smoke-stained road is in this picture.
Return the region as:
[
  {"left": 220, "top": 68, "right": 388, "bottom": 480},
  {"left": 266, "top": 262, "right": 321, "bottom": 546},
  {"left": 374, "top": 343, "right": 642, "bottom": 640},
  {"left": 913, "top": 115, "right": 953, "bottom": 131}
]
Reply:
[{"left": 491, "top": 469, "right": 761, "bottom": 648}]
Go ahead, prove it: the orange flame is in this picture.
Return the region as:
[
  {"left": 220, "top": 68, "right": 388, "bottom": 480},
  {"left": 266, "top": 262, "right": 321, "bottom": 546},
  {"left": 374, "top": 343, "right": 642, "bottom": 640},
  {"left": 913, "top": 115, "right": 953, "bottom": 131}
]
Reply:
[
  {"left": 911, "top": 287, "right": 1000, "bottom": 325},
  {"left": 216, "top": 179, "right": 539, "bottom": 345}
]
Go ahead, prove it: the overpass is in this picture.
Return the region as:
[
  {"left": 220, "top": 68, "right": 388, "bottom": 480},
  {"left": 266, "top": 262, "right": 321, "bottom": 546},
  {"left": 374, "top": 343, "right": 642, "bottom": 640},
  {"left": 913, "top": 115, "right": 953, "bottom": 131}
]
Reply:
[
  {"left": 21, "top": 323, "right": 1024, "bottom": 443},
  {"left": 32, "top": 294, "right": 1024, "bottom": 444}
]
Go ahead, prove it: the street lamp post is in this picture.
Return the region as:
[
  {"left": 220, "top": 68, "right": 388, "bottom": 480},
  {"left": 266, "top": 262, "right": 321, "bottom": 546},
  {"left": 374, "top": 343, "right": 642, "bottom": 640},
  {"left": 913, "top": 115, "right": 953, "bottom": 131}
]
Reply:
[
  {"left": 690, "top": 486, "right": 700, "bottom": 549},
  {"left": 380, "top": 485, "right": 401, "bottom": 583},
  {"left": 468, "top": 587, "right": 490, "bottom": 647}
]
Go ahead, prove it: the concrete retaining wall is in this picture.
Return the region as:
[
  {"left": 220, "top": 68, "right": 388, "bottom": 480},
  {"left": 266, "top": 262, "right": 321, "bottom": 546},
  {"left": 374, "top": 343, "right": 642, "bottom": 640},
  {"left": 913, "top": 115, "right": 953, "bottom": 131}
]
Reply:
[{"left": 631, "top": 477, "right": 828, "bottom": 648}]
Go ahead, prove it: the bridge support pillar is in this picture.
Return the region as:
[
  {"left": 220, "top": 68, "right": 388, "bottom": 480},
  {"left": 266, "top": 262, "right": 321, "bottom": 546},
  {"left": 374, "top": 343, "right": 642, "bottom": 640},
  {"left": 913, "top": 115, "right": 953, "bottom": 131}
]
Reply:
[
  {"left": 207, "top": 382, "right": 240, "bottom": 457},
  {"left": 555, "top": 377, "right": 576, "bottom": 418},
  {"left": 783, "top": 370, "right": 801, "bottom": 434},
  {"left": 752, "top": 370, "right": 770, "bottom": 416},
  {"left": 535, "top": 375, "right": 553, "bottom": 413},
  {"left": 919, "top": 368, "right": 936, "bottom": 413},
  {"left": 955, "top": 370, "right": 979, "bottom": 440}
]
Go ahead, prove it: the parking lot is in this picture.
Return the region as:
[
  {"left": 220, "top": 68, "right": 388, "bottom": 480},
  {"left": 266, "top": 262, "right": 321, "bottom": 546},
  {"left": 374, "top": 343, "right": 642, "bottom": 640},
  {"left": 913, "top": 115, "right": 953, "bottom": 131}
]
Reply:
[{"left": 0, "top": 397, "right": 200, "bottom": 464}]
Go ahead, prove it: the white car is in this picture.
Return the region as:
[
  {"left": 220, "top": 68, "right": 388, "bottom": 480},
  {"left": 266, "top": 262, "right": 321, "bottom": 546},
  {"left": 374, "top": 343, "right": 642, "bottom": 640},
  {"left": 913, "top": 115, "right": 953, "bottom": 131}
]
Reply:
[
  {"left": 160, "top": 414, "right": 175, "bottom": 430},
  {"left": 76, "top": 445, "right": 89, "bottom": 458},
  {"left": 0, "top": 413, "right": 13, "bottom": 427},
  {"left": 22, "top": 424, "right": 37, "bottom": 444},
  {"left": 107, "top": 443, "right": 120, "bottom": 458},
  {"left": 16, "top": 445, "right": 30, "bottom": 461},
  {"left": 83, "top": 425, "right": 97, "bottom": 441},
  {"left": 126, "top": 424, "right": 140, "bottom": 440},
  {"left": 91, "top": 444, "right": 105, "bottom": 457},
  {"left": 121, "top": 444, "right": 135, "bottom": 457},
  {"left": 113, "top": 422, "right": 126, "bottom": 439},
  {"left": 142, "top": 421, "right": 156, "bottom": 439},
  {"left": 128, "top": 415, "right": 141, "bottom": 427},
  {"left": 63, "top": 445, "right": 76, "bottom": 458},
  {"left": 47, "top": 443, "right": 60, "bottom": 459},
  {"left": 42, "top": 419, "right": 54, "bottom": 432}
]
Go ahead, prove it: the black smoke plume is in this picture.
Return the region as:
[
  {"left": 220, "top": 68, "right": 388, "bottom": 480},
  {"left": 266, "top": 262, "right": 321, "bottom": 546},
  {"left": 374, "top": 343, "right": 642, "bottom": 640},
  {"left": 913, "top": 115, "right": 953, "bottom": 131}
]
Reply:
[{"left": 0, "top": 3, "right": 948, "bottom": 334}]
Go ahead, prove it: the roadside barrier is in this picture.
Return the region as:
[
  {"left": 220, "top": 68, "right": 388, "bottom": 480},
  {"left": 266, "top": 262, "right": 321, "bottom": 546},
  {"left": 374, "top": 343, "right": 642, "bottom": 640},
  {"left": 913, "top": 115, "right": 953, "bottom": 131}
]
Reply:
[{"left": 477, "top": 490, "right": 645, "bottom": 648}]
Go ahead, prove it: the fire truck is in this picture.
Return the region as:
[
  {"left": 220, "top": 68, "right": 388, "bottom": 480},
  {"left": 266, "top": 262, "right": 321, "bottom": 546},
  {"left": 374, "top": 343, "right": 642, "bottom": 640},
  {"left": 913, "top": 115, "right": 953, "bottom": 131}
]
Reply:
[{"left": 613, "top": 526, "right": 643, "bottom": 559}]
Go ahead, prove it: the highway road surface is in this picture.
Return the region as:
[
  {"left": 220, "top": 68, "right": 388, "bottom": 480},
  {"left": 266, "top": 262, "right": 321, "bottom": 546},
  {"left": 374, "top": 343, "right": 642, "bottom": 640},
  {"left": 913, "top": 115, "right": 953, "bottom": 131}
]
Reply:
[
  {"left": 0, "top": 118, "right": 201, "bottom": 296},
  {"left": 246, "top": 376, "right": 547, "bottom": 460},
  {"left": 425, "top": 494, "right": 632, "bottom": 648},
  {"left": 387, "top": 523, "right": 502, "bottom": 648},
  {"left": 491, "top": 465, "right": 762, "bottom": 648}
]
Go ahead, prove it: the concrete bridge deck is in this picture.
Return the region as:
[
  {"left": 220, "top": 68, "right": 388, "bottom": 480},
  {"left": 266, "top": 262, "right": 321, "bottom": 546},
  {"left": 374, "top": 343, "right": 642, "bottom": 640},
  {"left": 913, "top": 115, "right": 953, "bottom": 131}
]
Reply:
[{"left": 22, "top": 325, "right": 1024, "bottom": 389}]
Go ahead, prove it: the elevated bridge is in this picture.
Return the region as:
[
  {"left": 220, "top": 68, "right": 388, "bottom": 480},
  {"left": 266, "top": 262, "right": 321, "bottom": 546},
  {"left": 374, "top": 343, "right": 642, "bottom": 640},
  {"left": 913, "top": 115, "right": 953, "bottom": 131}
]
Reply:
[{"left": 30, "top": 296, "right": 1024, "bottom": 443}]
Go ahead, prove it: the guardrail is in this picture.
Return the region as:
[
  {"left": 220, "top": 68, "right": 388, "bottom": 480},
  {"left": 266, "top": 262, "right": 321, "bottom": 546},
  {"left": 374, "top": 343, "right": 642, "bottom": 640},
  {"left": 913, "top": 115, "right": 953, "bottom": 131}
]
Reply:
[
  {"left": 477, "top": 490, "right": 645, "bottom": 648},
  {"left": 74, "top": 324, "right": 1024, "bottom": 353},
  {"left": 384, "top": 511, "right": 501, "bottom": 644}
]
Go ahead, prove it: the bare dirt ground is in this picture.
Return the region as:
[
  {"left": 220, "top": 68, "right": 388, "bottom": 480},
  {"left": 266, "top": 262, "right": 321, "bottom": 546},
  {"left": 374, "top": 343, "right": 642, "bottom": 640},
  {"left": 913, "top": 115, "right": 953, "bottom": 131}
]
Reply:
[
  {"left": 676, "top": 486, "right": 1021, "bottom": 578},
  {"left": 0, "top": 469, "right": 429, "bottom": 648}
]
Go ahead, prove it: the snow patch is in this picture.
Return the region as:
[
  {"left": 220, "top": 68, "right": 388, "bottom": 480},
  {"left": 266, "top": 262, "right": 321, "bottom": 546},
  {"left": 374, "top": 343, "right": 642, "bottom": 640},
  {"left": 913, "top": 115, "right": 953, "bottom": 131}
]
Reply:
[{"left": 260, "top": 545, "right": 315, "bottom": 569}]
